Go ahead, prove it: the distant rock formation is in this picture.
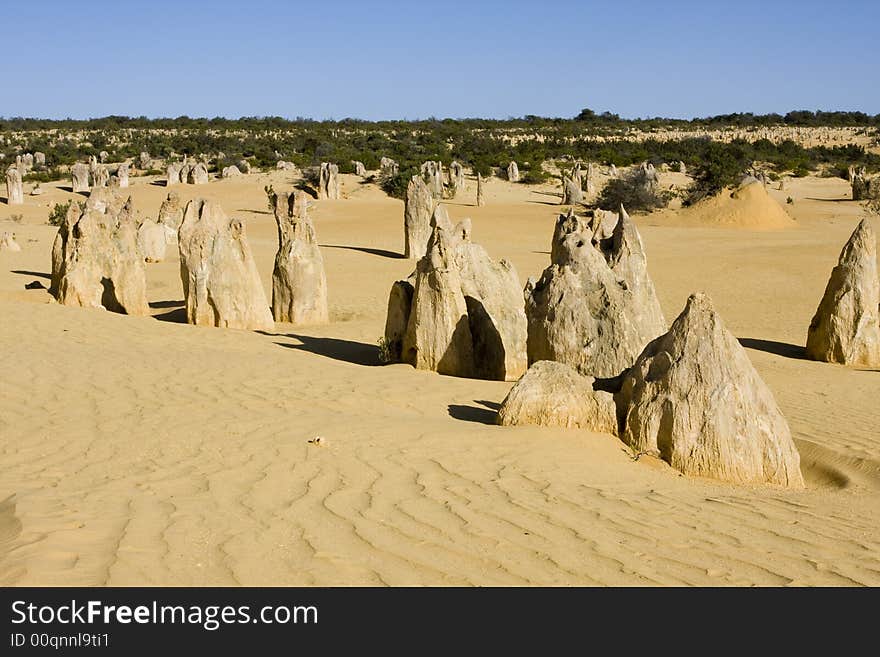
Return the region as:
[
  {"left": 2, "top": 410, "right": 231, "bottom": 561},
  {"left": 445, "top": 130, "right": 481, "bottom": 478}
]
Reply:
[
  {"left": 352, "top": 160, "right": 367, "bottom": 177},
  {"left": 187, "top": 162, "right": 209, "bottom": 185},
  {"left": 0, "top": 231, "right": 21, "bottom": 251},
  {"left": 158, "top": 191, "right": 184, "bottom": 232},
  {"left": 421, "top": 161, "right": 444, "bottom": 198},
  {"left": 561, "top": 177, "right": 582, "bottom": 205},
  {"left": 380, "top": 157, "right": 399, "bottom": 176},
  {"left": 221, "top": 165, "right": 242, "bottom": 178},
  {"left": 318, "top": 162, "right": 340, "bottom": 200},
  {"left": 138, "top": 152, "right": 151, "bottom": 169},
  {"left": 476, "top": 172, "right": 485, "bottom": 207},
  {"left": 177, "top": 199, "right": 274, "bottom": 330},
  {"left": 507, "top": 161, "right": 520, "bottom": 183},
  {"left": 5, "top": 166, "right": 23, "bottom": 205},
  {"left": 71, "top": 163, "right": 90, "bottom": 193},
  {"left": 271, "top": 191, "right": 329, "bottom": 325},
  {"left": 166, "top": 162, "right": 182, "bottom": 187},
  {"left": 448, "top": 161, "right": 465, "bottom": 195},
  {"left": 806, "top": 219, "right": 880, "bottom": 367},
  {"left": 617, "top": 293, "right": 805, "bottom": 487},
  {"left": 92, "top": 165, "right": 110, "bottom": 188},
  {"left": 526, "top": 205, "right": 666, "bottom": 378},
  {"left": 116, "top": 162, "right": 130, "bottom": 188}
]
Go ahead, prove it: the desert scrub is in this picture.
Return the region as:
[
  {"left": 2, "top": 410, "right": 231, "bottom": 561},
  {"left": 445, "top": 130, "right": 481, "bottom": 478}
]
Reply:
[
  {"left": 48, "top": 200, "right": 73, "bottom": 226},
  {"left": 596, "top": 169, "right": 670, "bottom": 212}
]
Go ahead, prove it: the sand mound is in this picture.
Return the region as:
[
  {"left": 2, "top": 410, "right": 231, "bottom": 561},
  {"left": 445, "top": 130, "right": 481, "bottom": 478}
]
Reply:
[{"left": 677, "top": 179, "right": 796, "bottom": 229}]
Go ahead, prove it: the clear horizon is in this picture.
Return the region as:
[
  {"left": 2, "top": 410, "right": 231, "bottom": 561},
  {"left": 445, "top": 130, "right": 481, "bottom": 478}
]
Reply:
[{"left": 6, "top": 0, "right": 879, "bottom": 121}]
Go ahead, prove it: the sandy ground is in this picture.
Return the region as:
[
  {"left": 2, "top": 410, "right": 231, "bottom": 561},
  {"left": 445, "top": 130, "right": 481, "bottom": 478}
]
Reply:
[{"left": 1, "top": 170, "right": 878, "bottom": 586}]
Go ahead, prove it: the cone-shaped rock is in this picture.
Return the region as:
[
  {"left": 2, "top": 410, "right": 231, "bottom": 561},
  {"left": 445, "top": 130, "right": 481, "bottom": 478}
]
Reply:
[
  {"left": 497, "top": 360, "right": 617, "bottom": 434},
  {"left": 452, "top": 218, "right": 527, "bottom": 380},
  {"left": 806, "top": 219, "right": 880, "bottom": 367},
  {"left": 402, "top": 226, "right": 474, "bottom": 376},
  {"left": 177, "top": 199, "right": 274, "bottom": 330},
  {"left": 271, "top": 191, "right": 329, "bottom": 325},
  {"left": 617, "top": 293, "right": 804, "bottom": 487}
]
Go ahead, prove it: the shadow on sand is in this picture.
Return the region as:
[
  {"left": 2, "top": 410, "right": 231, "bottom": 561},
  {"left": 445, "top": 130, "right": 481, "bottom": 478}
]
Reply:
[
  {"left": 149, "top": 299, "right": 184, "bottom": 309},
  {"left": 261, "top": 332, "right": 381, "bottom": 366},
  {"left": 447, "top": 400, "right": 501, "bottom": 425},
  {"left": 11, "top": 270, "right": 51, "bottom": 280},
  {"left": 738, "top": 337, "right": 806, "bottom": 360},
  {"left": 320, "top": 244, "right": 405, "bottom": 259},
  {"left": 153, "top": 307, "right": 187, "bottom": 323}
]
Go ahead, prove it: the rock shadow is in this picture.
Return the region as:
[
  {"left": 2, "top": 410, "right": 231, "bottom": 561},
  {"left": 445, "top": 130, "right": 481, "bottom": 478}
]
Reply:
[
  {"left": 738, "top": 337, "right": 806, "bottom": 360},
  {"left": 263, "top": 332, "right": 381, "bottom": 366}
]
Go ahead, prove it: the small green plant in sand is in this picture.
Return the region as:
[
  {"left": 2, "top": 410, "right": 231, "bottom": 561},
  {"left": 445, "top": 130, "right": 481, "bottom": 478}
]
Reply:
[{"left": 377, "top": 336, "right": 393, "bottom": 364}]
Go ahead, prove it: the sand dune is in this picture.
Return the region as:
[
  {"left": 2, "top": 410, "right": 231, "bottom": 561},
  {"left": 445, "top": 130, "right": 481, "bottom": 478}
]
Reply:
[{"left": 1, "top": 171, "right": 878, "bottom": 586}]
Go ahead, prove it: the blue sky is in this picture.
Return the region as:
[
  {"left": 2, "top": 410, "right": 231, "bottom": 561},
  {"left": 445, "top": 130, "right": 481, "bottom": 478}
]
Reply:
[{"left": 5, "top": 0, "right": 878, "bottom": 120}]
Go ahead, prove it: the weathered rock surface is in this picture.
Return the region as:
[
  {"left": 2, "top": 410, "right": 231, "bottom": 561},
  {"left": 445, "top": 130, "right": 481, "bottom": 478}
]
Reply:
[
  {"left": 5, "top": 166, "right": 23, "bottom": 204},
  {"left": 318, "top": 162, "right": 340, "bottom": 200},
  {"left": 166, "top": 163, "right": 182, "bottom": 187},
  {"left": 352, "top": 160, "right": 367, "bottom": 176},
  {"left": 271, "top": 191, "right": 329, "bottom": 325},
  {"left": 221, "top": 165, "right": 242, "bottom": 178},
  {"left": 52, "top": 191, "right": 150, "bottom": 315},
  {"left": 177, "top": 199, "right": 274, "bottom": 330},
  {"left": 380, "top": 157, "right": 399, "bottom": 176},
  {"left": 116, "top": 162, "right": 130, "bottom": 188},
  {"left": 617, "top": 293, "right": 805, "bottom": 487},
  {"left": 507, "top": 161, "right": 520, "bottom": 183},
  {"left": 561, "top": 177, "right": 582, "bottom": 205},
  {"left": 71, "top": 163, "right": 90, "bottom": 193},
  {"left": 451, "top": 218, "right": 528, "bottom": 380},
  {"left": 401, "top": 226, "right": 474, "bottom": 376},
  {"left": 448, "top": 161, "right": 465, "bottom": 194},
  {"left": 526, "top": 206, "right": 666, "bottom": 378},
  {"left": 404, "top": 174, "right": 435, "bottom": 259},
  {"left": 187, "top": 162, "right": 209, "bottom": 185},
  {"left": 158, "top": 191, "right": 184, "bottom": 232},
  {"left": 497, "top": 360, "right": 617, "bottom": 434},
  {"left": 476, "top": 172, "right": 485, "bottom": 207},
  {"left": 805, "top": 219, "right": 880, "bottom": 367},
  {"left": 92, "top": 165, "right": 109, "bottom": 188},
  {"left": 386, "top": 222, "right": 527, "bottom": 380},
  {"left": 0, "top": 231, "right": 21, "bottom": 251}
]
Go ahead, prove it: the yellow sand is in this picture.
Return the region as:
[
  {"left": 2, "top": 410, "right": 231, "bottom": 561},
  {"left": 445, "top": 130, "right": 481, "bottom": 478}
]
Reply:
[
  {"left": 652, "top": 178, "right": 797, "bottom": 229},
  {"left": 1, "top": 171, "right": 878, "bottom": 586}
]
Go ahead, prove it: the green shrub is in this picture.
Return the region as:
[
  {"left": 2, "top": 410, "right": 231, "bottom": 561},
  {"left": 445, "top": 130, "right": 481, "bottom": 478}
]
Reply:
[
  {"left": 521, "top": 160, "right": 549, "bottom": 184},
  {"left": 596, "top": 169, "right": 670, "bottom": 212},
  {"left": 685, "top": 144, "right": 752, "bottom": 204},
  {"left": 48, "top": 200, "right": 73, "bottom": 226},
  {"left": 380, "top": 167, "right": 417, "bottom": 199}
]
